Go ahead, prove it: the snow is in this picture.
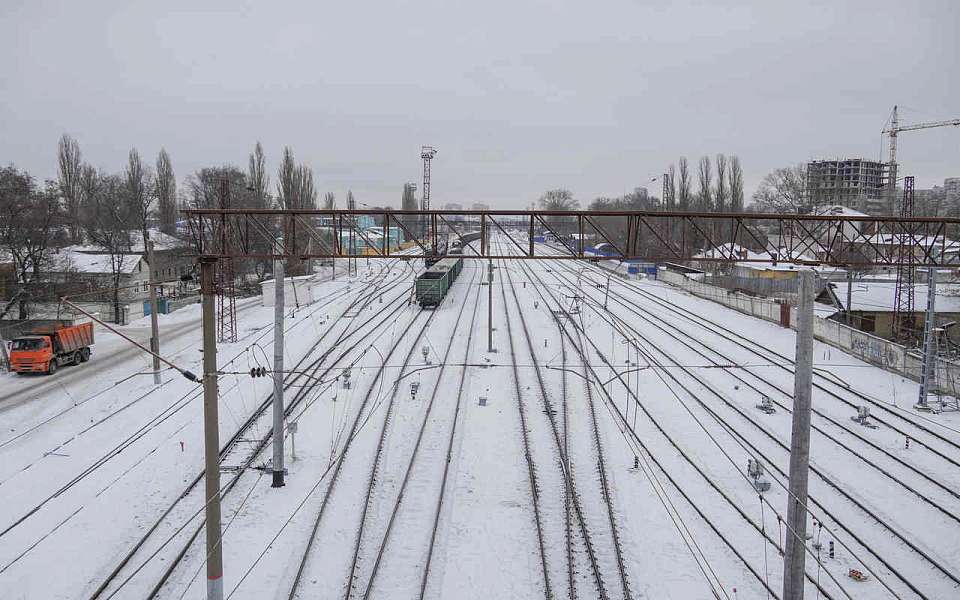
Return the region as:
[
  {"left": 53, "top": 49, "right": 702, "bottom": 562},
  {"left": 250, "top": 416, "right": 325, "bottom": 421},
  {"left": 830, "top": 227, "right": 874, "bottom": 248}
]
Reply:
[
  {"left": 2, "top": 241, "right": 959, "bottom": 599},
  {"left": 811, "top": 205, "right": 871, "bottom": 218},
  {"left": 830, "top": 280, "right": 960, "bottom": 312},
  {"left": 61, "top": 229, "right": 188, "bottom": 254},
  {"left": 53, "top": 250, "right": 144, "bottom": 275}
]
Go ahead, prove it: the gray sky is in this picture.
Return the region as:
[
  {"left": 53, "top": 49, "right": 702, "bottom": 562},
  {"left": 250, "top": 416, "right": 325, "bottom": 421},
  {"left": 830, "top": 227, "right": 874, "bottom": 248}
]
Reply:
[{"left": 1, "top": 0, "right": 958, "bottom": 209}]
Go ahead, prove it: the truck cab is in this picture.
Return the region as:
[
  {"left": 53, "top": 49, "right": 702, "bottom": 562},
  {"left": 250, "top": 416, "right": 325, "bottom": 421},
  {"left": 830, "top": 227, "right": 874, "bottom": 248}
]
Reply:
[{"left": 10, "top": 336, "right": 57, "bottom": 374}]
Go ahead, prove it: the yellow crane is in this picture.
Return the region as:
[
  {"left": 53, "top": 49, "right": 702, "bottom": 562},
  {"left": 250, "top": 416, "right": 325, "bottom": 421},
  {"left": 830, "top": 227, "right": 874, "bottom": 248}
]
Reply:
[{"left": 882, "top": 105, "right": 960, "bottom": 210}]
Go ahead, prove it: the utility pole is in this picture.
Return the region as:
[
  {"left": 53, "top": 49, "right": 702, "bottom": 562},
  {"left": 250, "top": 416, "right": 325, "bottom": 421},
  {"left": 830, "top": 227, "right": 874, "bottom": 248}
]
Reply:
[
  {"left": 604, "top": 269, "right": 612, "bottom": 310},
  {"left": 487, "top": 258, "right": 494, "bottom": 352},
  {"left": 783, "top": 270, "right": 815, "bottom": 600},
  {"left": 272, "top": 247, "right": 286, "bottom": 488},
  {"left": 845, "top": 268, "right": 854, "bottom": 326},
  {"left": 147, "top": 240, "right": 161, "bottom": 385},
  {"left": 917, "top": 268, "right": 938, "bottom": 409},
  {"left": 199, "top": 258, "right": 224, "bottom": 600}
]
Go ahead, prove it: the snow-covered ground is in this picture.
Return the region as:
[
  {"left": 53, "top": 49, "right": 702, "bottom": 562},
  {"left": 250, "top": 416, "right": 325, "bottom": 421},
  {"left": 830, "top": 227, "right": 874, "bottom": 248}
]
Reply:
[{"left": 1, "top": 238, "right": 959, "bottom": 599}]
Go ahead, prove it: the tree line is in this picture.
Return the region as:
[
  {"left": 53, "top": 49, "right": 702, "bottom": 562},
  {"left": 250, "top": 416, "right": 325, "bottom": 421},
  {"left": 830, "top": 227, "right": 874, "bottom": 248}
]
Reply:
[{"left": 1, "top": 136, "right": 368, "bottom": 321}]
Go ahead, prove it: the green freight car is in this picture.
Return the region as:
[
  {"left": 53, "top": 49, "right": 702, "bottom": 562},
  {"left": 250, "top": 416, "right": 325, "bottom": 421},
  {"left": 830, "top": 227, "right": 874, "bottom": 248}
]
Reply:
[{"left": 415, "top": 257, "right": 464, "bottom": 307}]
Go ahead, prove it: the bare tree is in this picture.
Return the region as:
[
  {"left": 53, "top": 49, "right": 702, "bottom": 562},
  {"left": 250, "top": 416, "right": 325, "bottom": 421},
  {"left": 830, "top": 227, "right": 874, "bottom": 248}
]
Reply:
[
  {"left": 678, "top": 157, "right": 692, "bottom": 211},
  {"left": 78, "top": 164, "right": 101, "bottom": 226},
  {"left": 537, "top": 188, "right": 578, "bottom": 210},
  {"left": 751, "top": 164, "right": 807, "bottom": 212},
  {"left": 155, "top": 149, "right": 177, "bottom": 235},
  {"left": 666, "top": 164, "right": 677, "bottom": 209},
  {"left": 697, "top": 156, "right": 713, "bottom": 211},
  {"left": 1, "top": 167, "right": 58, "bottom": 318},
  {"left": 248, "top": 142, "right": 270, "bottom": 209},
  {"left": 276, "top": 147, "right": 297, "bottom": 209},
  {"left": 296, "top": 165, "right": 317, "bottom": 209},
  {"left": 714, "top": 154, "right": 728, "bottom": 213},
  {"left": 729, "top": 155, "right": 744, "bottom": 212},
  {"left": 124, "top": 148, "right": 152, "bottom": 245},
  {"left": 323, "top": 192, "right": 336, "bottom": 210},
  {"left": 58, "top": 134, "right": 83, "bottom": 242},
  {"left": 185, "top": 166, "right": 249, "bottom": 210},
  {"left": 83, "top": 174, "right": 133, "bottom": 323}
]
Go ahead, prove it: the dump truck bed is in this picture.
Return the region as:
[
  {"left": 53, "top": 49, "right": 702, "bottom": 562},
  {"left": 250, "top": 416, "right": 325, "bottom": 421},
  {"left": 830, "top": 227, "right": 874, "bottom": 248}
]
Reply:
[{"left": 32, "top": 322, "right": 94, "bottom": 353}]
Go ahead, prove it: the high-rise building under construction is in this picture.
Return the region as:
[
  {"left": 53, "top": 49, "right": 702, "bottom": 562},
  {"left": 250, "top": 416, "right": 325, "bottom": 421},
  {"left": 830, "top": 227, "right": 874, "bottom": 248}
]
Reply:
[{"left": 806, "top": 158, "right": 887, "bottom": 214}]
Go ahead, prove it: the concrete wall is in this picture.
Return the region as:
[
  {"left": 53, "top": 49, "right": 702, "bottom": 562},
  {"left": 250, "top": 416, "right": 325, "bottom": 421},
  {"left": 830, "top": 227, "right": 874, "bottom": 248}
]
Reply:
[{"left": 659, "top": 269, "right": 960, "bottom": 397}]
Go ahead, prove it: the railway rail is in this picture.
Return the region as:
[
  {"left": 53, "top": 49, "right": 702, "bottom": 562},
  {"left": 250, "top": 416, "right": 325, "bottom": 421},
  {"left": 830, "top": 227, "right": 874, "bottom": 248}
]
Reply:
[
  {"left": 90, "top": 260, "right": 418, "bottom": 599},
  {"left": 541, "top": 254, "right": 960, "bottom": 598},
  {"left": 286, "top": 265, "right": 459, "bottom": 598},
  {"left": 507, "top": 242, "right": 834, "bottom": 598}
]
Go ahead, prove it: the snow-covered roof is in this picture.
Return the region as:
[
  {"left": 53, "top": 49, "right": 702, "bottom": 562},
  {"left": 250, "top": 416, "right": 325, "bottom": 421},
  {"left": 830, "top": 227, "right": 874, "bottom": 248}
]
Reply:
[
  {"left": 811, "top": 205, "right": 870, "bottom": 218},
  {"left": 62, "top": 229, "right": 188, "bottom": 254},
  {"left": 57, "top": 251, "right": 143, "bottom": 275},
  {"left": 830, "top": 280, "right": 960, "bottom": 313},
  {"left": 696, "top": 244, "right": 829, "bottom": 272},
  {"left": 694, "top": 243, "right": 752, "bottom": 260},
  {"left": 858, "top": 234, "right": 959, "bottom": 249}
]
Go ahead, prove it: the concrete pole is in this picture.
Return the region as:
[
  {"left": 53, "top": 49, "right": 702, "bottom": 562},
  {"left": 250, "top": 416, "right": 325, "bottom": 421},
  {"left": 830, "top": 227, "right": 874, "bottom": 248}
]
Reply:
[
  {"left": 604, "top": 269, "right": 612, "bottom": 310},
  {"left": 147, "top": 241, "right": 161, "bottom": 385},
  {"left": 199, "top": 259, "right": 224, "bottom": 600},
  {"left": 918, "top": 268, "right": 938, "bottom": 408},
  {"left": 272, "top": 249, "right": 286, "bottom": 487},
  {"left": 845, "top": 268, "right": 854, "bottom": 326},
  {"left": 782, "top": 270, "right": 815, "bottom": 600},
  {"left": 487, "top": 259, "right": 494, "bottom": 352}
]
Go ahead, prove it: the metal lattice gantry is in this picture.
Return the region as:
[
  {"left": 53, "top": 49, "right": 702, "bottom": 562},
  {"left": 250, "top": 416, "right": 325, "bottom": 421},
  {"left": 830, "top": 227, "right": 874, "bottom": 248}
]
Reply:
[
  {"left": 184, "top": 208, "right": 960, "bottom": 268},
  {"left": 215, "top": 178, "right": 238, "bottom": 343},
  {"left": 893, "top": 176, "right": 917, "bottom": 343}
]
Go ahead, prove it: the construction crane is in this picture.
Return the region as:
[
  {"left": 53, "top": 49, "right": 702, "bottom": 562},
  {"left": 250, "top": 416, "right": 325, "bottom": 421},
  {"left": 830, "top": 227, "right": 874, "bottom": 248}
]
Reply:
[{"left": 882, "top": 105, "right": 960, "bottom": 212}]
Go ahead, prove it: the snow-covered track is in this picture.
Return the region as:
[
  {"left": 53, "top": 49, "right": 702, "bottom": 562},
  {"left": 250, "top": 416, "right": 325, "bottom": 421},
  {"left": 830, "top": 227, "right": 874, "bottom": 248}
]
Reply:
[
  {"left": 544, "top": 260, "right": 960, "bottom": 598},
  {"left": 574, "top": 257, "right": 960, "bottom": 473},
  {"left": 286, "top": 291, "right": 439, "bottom": 599},
  {"left": 89, "top": 262, "right": 415, "bottom": 600},
  {"left": 499, "top": 243, "right": 622, "bottom": 600},
  {"left": 344, "top": 262, "right": 482, "bottom": 600},
  {"left": 512, "top": 250, "right": 808, "bottom": 598}
]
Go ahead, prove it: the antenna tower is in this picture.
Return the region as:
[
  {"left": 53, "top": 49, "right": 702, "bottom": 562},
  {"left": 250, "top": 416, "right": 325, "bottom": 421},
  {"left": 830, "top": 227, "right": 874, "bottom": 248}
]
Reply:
[
  {"left": 420, "top": 146, "right": 437, "bottom": 244},
  {"left": 217, "top": 176, "right": 238, "bottom": 343}
]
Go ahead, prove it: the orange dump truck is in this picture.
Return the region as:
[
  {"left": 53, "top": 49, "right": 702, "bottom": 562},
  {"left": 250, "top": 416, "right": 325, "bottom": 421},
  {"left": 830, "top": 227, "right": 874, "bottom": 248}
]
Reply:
[{"left": 9, "top": 321, "right": 94, "bottom": 375}]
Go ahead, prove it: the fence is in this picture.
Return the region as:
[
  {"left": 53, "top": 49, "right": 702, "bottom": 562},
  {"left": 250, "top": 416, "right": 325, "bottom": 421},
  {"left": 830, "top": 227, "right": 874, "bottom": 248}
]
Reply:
[{"left": 659, "top": 269, "right": 960, "bottom": 397}]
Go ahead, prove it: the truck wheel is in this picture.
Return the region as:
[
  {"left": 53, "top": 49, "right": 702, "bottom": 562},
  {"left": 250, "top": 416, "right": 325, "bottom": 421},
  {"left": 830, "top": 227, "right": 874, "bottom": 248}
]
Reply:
[
  {"left": 47, "top": 360, "right": 57, "bottom": 375},
  {"left": 80, "top": 348, "right": 90, "bottom": 362},
  {"left": 72, "top": 351, "right": 81, "bottom": 366}
]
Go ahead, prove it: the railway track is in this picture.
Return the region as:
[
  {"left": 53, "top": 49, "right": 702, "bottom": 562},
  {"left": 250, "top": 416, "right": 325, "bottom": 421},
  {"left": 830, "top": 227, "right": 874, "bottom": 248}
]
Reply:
[
  {"left": 572, "top": 265, "right": 960, "bottom": 518},
  {"left": 347, "top": 261, "right": 482, "bottom": 599},
  {"left": 573, "top": 256, "right": 960, "bottom": 470},
  {"left": 286, "top": 275, "right": 449, "bottom": 598},
  {"left": 509, "top": 246, "right": 830, "bottom": 598},
  {"left": 0, "top": 277, "right": 366, "bottom": 529},
  {"left": 541, "top": 256, "right": 960, "bottom": 598},
  {"left": 496, "top": 237, "right": 633, "bottom": 600},
  {"left": 89, "top": 260, "right": 418, "bottom": 599}
]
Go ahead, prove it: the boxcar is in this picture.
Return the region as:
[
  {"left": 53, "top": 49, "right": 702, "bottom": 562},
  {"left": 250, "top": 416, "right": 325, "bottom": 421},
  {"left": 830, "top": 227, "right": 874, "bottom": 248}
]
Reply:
[{"left": 415, "top": 257, "right": 464, "bottom": 307}]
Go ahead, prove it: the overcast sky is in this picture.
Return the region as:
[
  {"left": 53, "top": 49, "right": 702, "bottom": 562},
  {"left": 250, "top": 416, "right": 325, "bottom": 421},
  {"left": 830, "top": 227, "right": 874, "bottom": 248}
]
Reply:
[{"left": 1, "top": 0, "right": 957, "bottom": 209}]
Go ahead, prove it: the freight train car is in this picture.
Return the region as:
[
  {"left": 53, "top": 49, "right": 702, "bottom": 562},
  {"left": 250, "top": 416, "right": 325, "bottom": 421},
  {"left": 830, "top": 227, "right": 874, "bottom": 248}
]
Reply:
[{"left": 415, "top": 256, "right": 464, "bottom": 307}]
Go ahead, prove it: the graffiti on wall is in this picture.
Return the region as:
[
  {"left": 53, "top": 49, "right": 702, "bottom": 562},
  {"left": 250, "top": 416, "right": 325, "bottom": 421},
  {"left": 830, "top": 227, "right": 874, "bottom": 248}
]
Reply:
[{"left": 850, "top": 333, "right": 903, "bottom": 368}]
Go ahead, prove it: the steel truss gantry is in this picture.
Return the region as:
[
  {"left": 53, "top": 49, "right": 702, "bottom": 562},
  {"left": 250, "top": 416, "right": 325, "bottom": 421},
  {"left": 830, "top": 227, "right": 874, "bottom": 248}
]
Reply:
[{"left": 184, "top": 208, "right": 960, "bottom": 268}]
